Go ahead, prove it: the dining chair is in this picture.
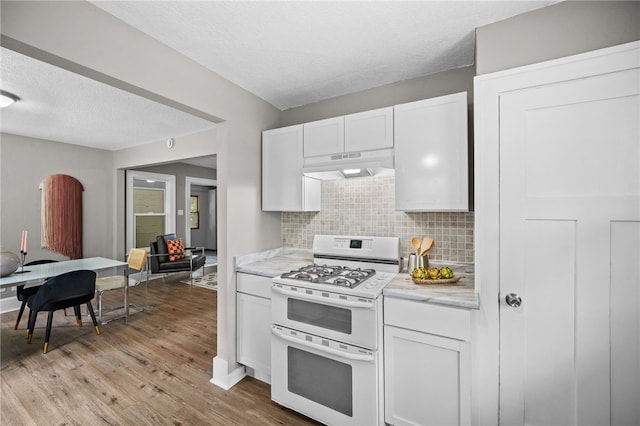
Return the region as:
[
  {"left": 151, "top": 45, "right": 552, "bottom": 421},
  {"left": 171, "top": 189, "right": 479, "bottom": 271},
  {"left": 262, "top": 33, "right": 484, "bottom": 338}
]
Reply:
[
  {"left": 26, "top": 269, "right": 100, "bottom": 354},
  {"left": 95, "top": 248, "right": 147, "bottom": 324},
  {"left": 14, "top": 259, "right": 59, "bottom": 330}
]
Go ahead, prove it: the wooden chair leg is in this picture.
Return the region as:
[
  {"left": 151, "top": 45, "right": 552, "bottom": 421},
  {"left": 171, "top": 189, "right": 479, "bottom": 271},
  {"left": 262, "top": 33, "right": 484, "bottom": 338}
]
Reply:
[
  {"left": 27, "top": 309, "right": 37, "bottom": 343},
  {"left": 43, "top": 311, "right": 54, "bottom": 353},
  {"left": 86, "top": 302, "right": 100, "bottom": 335},
  {"left": 14, "top": 300, "right": 27, "bottom": 330}
]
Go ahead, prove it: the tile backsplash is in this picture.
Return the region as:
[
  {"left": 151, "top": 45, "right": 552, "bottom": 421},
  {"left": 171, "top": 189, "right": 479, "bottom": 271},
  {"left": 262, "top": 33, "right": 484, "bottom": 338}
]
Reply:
[{"left": 282, "top": 176, "right": 474, "bottom": 263}]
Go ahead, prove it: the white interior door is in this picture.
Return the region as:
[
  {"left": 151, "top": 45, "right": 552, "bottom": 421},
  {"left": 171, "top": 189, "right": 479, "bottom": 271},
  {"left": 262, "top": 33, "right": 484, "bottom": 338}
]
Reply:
[{"left": 499, "top": 68, "right": 639, "bottom": 425}]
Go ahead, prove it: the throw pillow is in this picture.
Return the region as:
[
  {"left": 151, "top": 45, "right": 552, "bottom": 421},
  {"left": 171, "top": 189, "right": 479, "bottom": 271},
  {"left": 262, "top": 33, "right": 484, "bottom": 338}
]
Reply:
[{"left": 166, "top": 238, "right": 185, "bottom": 261}]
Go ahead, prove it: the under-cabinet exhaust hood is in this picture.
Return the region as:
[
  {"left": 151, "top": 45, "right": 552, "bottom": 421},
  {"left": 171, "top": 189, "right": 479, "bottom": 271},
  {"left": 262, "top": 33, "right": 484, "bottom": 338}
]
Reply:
[{"left": 302, "top": 148, "right": 395, "bottom": 180}]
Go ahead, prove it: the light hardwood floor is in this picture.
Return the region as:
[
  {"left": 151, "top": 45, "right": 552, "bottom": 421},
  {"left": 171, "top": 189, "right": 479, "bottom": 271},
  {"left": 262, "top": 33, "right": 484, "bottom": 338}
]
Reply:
[{"left": 0, "top": 274, "right": 320, "bottom": 425}]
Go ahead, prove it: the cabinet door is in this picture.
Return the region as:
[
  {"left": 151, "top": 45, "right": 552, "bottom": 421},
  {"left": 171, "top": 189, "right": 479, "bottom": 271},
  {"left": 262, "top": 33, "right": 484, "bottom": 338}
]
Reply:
[
  {"left": 237, "top": 292, "right": 272, "bottom": 383},
  {"left": 384, "top": 325, "right": 471, "bottom": 426},
  {"left": 344, "top": 106, "right": 393, "bottom": 152},
  {"left": 394, "top": 92, "right": 468, "bottom": 211},
  {"left": 262, "top": 125, "right": 320, "bottom": 211},
  {"left": 303, "top": 116, "right": 344, "bottom": 157}
]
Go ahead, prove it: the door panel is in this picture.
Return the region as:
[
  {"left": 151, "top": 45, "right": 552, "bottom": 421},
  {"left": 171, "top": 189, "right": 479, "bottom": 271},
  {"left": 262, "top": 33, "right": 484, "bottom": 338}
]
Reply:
[
  {"left": 610, "top": 221, "right": 640, "bottom": 426},
  {"left": 499, "top": 68, "right": 639, "bottom": 425}
]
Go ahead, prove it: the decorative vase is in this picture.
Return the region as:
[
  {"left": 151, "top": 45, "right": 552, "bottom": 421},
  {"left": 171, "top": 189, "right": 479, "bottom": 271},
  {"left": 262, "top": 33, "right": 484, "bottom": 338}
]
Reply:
[{"left": 0, "top": 251, "right": 21, "bottom": 277}]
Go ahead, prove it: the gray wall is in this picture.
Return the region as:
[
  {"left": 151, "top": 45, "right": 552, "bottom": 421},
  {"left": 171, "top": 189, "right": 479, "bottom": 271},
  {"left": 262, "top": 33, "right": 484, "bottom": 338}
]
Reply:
[
  {"left": 190, "top": 185, "right": 217, "bottom": 250},
  {"left": 0, "top": 133, "right": 113, "bottom": 262},
  {"left": 476, "top": 1, "right": 640, "bottom": 75},
  {"left": 282, "top": 66, "right": 474, "bottom": 126}
]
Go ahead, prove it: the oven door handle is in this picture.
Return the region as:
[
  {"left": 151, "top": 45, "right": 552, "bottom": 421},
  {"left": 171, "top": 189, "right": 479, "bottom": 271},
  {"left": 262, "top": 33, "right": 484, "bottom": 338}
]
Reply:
[
  {"left": 272, "top": 285, "right": 374, "bottom": 309},
  {"left": 272, "top": 327, "right": 375, "bottom": 362}
]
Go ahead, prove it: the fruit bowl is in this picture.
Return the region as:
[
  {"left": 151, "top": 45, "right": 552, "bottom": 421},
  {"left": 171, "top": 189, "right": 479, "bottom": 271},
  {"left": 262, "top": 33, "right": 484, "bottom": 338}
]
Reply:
[
  {"left": 411, "top": 275, "right": 462, "bottom": 285},
  {"left": 410, "top": 265, "right": 462, "bottom": 285}
]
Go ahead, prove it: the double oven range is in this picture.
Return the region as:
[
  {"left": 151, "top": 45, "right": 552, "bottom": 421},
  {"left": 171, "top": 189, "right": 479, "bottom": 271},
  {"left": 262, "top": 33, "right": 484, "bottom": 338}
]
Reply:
[{"left": 271, "top": 235, "right": 400, "bottom": 425}]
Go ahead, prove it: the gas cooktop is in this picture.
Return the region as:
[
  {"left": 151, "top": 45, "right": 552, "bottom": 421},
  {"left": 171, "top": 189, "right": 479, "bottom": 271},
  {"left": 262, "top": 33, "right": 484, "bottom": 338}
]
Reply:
[{"left": 280, "top": 264, "right": 376, "bottom": 289}]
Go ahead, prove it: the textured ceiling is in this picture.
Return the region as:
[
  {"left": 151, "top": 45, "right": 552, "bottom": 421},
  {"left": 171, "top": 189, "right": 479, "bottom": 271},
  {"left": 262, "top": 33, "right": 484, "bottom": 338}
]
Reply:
[
  {"left": 91, "top": 0, "right": 555, "bottom": 110},
  {"left": 0, "top": 48, "right": 217, "bottom": 151},
  {"left": 1, "top": 1, "right": 557, "bottom": 153}
]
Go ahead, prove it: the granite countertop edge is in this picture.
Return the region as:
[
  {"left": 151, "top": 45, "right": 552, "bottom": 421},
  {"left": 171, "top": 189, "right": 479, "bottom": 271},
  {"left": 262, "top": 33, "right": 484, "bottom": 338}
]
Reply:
[
  {"left": 234, "top": 249, "right": 480, "bottom": 310},
  {"left": 384, "top": 272, "right": 480, "bottom": 310},
  {"left": 234, "top": 247, "right": 313, "bottom": 278}
]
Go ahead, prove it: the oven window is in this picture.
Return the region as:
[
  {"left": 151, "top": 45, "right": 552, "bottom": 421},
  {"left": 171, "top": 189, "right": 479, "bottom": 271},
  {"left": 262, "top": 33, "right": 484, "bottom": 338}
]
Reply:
[
  {"left": 287, "top": 299, "right": 352, "bottom": 334},
  {"left": 288, "top": 347, "right": 353, "bottom": 417}
]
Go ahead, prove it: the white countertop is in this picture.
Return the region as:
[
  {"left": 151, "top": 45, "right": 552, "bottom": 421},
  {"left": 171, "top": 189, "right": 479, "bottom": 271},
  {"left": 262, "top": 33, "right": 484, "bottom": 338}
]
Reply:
[
  {"left": 384, "top": 268, "right": 479, "bottom": 310},
  {"left": 235, "top": 247, "right": 313, "bottom": 278},
  {"left": 235, "top": 249, "right": 479, "bottom": 310}
]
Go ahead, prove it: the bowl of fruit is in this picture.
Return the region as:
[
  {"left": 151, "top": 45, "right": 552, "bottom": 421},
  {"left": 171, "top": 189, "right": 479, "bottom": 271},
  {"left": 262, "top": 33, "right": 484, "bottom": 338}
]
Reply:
[{"left": 411, "top": 266, "right": 462, "bottom": 285}]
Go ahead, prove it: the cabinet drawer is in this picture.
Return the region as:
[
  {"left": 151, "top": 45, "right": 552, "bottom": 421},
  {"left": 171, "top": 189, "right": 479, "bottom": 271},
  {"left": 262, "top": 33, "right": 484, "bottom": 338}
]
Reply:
[
  {"left": 384, "top": 297, "right": 471, "bottom": 341},
  {"left": 237, "top": 272, "right": 272, "bottom": 299}
]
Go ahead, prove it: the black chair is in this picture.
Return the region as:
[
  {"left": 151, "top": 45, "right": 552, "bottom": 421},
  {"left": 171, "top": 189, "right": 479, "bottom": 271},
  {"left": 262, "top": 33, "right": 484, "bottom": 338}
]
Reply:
[
  {"left": 26, "top": 269, "right": 101, "bottom": 354},
  {"left": 147, "top": 234, "right": 206, "bottom": 285},
  {"left": 14, "top": 259, "right": 59, "bottom": 330}
]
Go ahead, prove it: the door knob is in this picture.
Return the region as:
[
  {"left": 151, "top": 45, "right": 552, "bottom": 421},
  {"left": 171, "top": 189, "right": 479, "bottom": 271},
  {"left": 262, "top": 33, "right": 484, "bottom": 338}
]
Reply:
[{"left": 505, "top": 293, "right": 522, "bottom": 307}]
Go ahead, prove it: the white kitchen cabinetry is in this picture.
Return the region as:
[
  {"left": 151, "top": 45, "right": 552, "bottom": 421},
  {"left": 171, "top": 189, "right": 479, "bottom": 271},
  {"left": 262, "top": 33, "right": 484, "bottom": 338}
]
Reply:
[
  {"left": 344, "top": 106, "right": 393, "bottom": 152},
  {"left": 394, "top": 92, "right": 468, "bottom": 211},
  {"left": 302, "top": 107, "right": 393, "bottom": 158},
  {"left": 303, "top": 116, "right": 344, "bottom": 157},
  {"left": 384, "top": 297, "right": 471, "bottom": 426},
  {"left": 236, "top": 272, "right": 272, "bottom": 384},
  {"left": 262, "top": 125, "right": 320, "bottom": 211}
]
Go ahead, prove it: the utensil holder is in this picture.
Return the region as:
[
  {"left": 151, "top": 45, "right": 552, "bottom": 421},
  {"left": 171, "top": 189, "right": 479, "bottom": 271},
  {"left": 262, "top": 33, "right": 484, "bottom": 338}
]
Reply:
[{"left": 407, "top": 254, "right": 428, "bottom": 272}]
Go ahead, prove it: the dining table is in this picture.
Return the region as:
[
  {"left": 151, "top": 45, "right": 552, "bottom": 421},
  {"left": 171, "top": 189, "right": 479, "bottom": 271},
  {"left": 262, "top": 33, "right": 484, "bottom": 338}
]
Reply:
[{"left": 0, "top": 257, "right": 133, "bottom": 323}]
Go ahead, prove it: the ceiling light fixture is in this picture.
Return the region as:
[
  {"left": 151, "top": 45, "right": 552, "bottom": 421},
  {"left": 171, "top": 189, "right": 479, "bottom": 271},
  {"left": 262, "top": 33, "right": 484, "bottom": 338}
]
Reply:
[{"left": 0, "top": 90, "right": 20, "bottom": 108}]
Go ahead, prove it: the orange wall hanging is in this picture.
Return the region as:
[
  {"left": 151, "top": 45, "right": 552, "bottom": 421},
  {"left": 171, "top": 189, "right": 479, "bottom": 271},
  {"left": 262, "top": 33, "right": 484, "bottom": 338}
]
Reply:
[{"left": 39, "top": 174, "right": 84, "bottom": 259}]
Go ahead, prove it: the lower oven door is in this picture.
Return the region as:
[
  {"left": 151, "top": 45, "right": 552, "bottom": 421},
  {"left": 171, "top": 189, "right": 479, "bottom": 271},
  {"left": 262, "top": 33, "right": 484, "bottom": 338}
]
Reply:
[
  {"left": 271, "top": 324, "right": 380, "bottom": 426},
  {"left": 271, "top": 282, "right": 380, "bottom": 349}
]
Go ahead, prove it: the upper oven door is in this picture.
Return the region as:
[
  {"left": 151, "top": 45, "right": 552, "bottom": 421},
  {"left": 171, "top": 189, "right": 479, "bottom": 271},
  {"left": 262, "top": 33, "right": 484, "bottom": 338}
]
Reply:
[{"left": 271, "top": 282, "right": 380, "bottom": 349}]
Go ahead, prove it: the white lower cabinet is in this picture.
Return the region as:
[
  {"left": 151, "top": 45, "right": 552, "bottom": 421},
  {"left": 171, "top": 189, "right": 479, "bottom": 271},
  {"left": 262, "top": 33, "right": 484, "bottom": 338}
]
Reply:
[
  {"left": 236, "top": 273, "right": 272, "bottom": 383},
  {"left": 384, "top": 298, "right": 471, "bottom": 426}
]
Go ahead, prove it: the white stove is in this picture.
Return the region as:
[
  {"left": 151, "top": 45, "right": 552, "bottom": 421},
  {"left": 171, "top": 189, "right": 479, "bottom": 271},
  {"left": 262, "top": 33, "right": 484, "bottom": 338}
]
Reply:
[
  {"left": 271, "top": 235, "right": 399, "bottom": 426},
  {"left": 274, "top": 235, "right": 400, "bottom": 298}
]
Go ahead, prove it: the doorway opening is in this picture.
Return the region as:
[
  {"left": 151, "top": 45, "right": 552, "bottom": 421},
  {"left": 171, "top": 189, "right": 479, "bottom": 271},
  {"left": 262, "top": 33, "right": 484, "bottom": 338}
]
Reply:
[{"left": 185, "top": 176, "right": 217, "bottom": 267}]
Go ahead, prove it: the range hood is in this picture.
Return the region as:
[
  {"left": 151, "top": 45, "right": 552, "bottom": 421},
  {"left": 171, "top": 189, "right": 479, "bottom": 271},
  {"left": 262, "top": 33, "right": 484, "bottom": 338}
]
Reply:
[{"left": 302, "top": 148, "right": 395, "bottom": 180}]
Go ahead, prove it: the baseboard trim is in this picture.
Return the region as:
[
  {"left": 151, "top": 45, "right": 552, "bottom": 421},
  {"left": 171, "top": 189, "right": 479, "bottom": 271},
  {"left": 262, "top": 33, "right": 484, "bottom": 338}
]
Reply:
[
  {"left": 210, "top": 356, "right": 246, "bottom": 390},
  {"left": 0, "top": 297, "right": 21, "bottom": 314}
]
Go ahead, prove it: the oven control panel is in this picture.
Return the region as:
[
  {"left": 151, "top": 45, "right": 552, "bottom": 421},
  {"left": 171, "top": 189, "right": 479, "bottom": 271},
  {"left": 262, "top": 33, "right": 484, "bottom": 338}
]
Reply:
[{"left": 334, "top": 238, "right": 373, "bottom": 250}]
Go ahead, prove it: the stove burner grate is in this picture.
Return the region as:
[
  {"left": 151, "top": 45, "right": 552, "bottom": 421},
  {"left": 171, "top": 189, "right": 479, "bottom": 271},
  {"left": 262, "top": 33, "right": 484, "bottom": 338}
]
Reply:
[{"left": 281, "top": 264, "right": 376, "bottom": 288}]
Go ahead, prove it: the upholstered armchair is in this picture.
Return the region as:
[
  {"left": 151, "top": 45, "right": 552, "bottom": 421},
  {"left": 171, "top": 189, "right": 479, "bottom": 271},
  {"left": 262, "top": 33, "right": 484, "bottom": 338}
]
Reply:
[{"left": 147, "top": 234, "right": 206, "bottom": 285}]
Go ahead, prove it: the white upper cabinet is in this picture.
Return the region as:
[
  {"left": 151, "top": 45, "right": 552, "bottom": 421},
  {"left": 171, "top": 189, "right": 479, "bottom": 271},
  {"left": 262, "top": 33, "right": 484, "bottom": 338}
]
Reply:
[
  {"left": 303, "top": 116, "right": 344, "bottom": 157},
  {"left": 262, "top": 125, "right": 320, "bottom": 212},
  {"left": 344, "top": 107, "right": 394, "bottom": 152},
  {"left": 394, "top": 92, "right": 468, "bottom": 211},
  {"left": 302, "top": 107, "right": 393, "bottom": 158}
]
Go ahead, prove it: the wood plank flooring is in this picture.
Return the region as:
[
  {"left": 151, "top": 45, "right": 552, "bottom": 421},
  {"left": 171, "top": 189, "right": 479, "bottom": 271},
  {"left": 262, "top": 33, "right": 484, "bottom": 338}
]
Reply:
[{"left": 0, "top": 274, "right": 320, "bottom": 425}]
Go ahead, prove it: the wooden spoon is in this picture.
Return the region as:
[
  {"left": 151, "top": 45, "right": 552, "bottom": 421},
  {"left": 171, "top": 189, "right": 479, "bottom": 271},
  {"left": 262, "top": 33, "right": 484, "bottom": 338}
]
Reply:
[
  {"left": 419, "top": 237, "right": 434, "bottom": 255},
  {"left": 411, "top": 237, "right": 421, "bottom": 256}
]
